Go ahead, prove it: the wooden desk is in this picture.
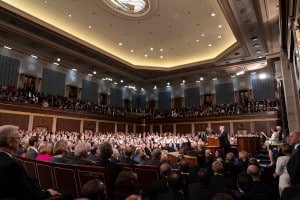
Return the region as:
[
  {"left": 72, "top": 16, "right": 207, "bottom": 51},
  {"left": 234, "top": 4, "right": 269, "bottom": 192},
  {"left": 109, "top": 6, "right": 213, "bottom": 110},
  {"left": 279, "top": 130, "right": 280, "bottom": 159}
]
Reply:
[
  {"left": 237, "top": 136, "right": 260, "bottom": 156},
  {"left": 167, "top": 152, "right": 198, "bottom": 166},
  {"left": 207, "top": 137, "right": 220, "bottom": 146}
]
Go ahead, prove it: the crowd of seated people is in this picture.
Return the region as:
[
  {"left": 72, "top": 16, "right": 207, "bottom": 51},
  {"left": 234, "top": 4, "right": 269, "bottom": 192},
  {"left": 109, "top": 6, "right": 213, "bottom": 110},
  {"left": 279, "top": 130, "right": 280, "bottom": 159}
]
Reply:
[
  {"left": 4, "top": 127, "right": 297, "bottom": 199},
  {"left": 0, "top": 86, "right": 279, "bottom": 120}
]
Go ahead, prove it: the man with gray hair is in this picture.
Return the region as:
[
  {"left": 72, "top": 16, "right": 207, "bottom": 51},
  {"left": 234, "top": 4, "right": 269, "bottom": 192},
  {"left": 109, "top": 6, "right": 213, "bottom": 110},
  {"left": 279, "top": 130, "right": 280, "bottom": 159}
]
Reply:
[{"left": 0, "top": 125, "right": 61, "bottom": 199}]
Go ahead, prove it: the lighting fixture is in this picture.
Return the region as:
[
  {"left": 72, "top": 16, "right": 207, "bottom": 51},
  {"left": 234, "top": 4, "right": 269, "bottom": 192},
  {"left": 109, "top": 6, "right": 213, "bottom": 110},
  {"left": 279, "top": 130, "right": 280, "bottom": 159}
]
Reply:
[
  {"left": 72, "top": 68, "right": 77, "bottom": 71},
  {"left": 53, "top": 62, "right": 59, "bottom": 66},
  {"left": 208, "top": 44, "right": 212, "bottom": 47},
  {"left": 217, "top": 35, "right": 222, "bottom": 39},
  {"left": 236, "top": 71, "right": 245, "bottom": 76},
  {"left": 57, "top": 58, "right": 60, "bottom": 62},
  {"left": 231, "top": 75, "right": 236, "bottom": 78},
  {"left": 160, "top": 48, "right": 163, "bottom": 52},
  {"left": 68, "top": 14, "right": 72, "bottom": 18},
  {"left": 200, "top": 77, "right": 204, "bottom": 81},
  {"left": 120, "top": 80, "right": 124, "bottom": 83},
  {"left": 118, "top": 42, "right": 123, "bottom": 46},
  {"left": 88, "top": 73, "right": 93, "bottom": 77},
  {"left": 150, "top": 47, "right": 154, "bottom": 51},
  {"left": 212, "top": 77, "right": 217, "bottom": 80},
  {"left": 258, "top": 73, "right": 267, "bottom": 79},
  {"left": 211, "top": 12, "right": 216, "bottom": 17},
  {"left": 144, "top": 54, "right": 148, "bottom": 58},
  {"left": 160, "top": 56, "right": 163, "bottom": 59},
  {"left": 88, "top": 25, "right": 92, "bottom": 29},
  {"left": 218, "top": 24, "right": 222, "bottom": 28},
  {"left": 130, "top": 49, "right": 134, "bottom": 53},
  {"left": 93, "top": 70, "right": 96, "bottom": 75},
  {"left": 4, "top": 46, "right": 12, "bottom": 50},
  {"left": 153, "top": 85, "right": 157, "bottom": 89},
  {"left": 201, "top": 34, "right": 205, "bottom": 37},
  {"left": 31, "top": 55, "right": 38, "bottom": 59}
]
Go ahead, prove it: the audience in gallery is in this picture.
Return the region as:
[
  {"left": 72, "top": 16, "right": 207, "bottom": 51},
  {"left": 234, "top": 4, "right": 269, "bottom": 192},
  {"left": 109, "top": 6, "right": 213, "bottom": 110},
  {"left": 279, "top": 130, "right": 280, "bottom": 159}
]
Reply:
[
  {"left": 5, "top": 127, "right": 297, "bottom": 199},
  {"left": 0, "top": 86, "right": 279, "bottom": 119}
]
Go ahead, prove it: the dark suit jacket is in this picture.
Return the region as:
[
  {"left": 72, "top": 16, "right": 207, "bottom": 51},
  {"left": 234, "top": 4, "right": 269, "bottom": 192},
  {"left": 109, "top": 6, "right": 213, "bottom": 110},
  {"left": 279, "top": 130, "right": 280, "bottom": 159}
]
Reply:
[
  {"left": 219, "top": 131, "right": 230, "bottom": 153},
  {"left": 67, "top": 155, "right": 92, "bottom": 165},
  {"left": 25, "top": 147, "right": 38, "bottom": 160},
  {"left": 209, "top": 174, "right": 233, "bottom": 193},
  {"left": 287, "top": 145, "right": 300, "bottom": 185},
  {"left": 188, "top": 183, "right": 213, "bottom": 200},
  {"left": 157, "top": 191, "right": 187, "bottom": 200},
  {"left": 150, "top": 176, "right": 169, "bottom": 200},
  {"left": 0, "top": 152, "right": 48, "bottom": 199},
  {"left": 281, "top": 182, "right": 300, "bottom": 200}
]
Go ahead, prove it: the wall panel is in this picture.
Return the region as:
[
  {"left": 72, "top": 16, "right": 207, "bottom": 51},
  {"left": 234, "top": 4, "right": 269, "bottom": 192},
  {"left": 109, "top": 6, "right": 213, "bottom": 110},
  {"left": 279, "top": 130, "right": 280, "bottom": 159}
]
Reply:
[
  {"left": 0, "top": 113, "right": 28, "bottom": 130},
  {"left": 83, "top": 121, "right": 96, "bottom": 132},
  {"left": 176, "top": 124, "right": 191, "bottom": 134},
  {"left": 162, "top": 124, "right": 173, "bottom": 133},
  {"left": 98, "top": 122, "right": 115, "bottom": 133},
  {"left": 56, "top": 118, "right": 80, "bottom": 132},
  {"left": 33, "top": 116, "right": 53, "bottom": 131}
]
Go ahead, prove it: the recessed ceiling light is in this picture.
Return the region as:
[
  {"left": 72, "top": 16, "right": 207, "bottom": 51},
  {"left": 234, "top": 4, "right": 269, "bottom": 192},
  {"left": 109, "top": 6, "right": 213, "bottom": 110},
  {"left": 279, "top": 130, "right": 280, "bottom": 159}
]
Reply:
[
  {"left": 4, "top": 46, "right": 12, "bottom": 50},
  {"left": 44, "top": 0, "right": 47, "bottom": 3},
  {"left": 236, "top": 71, "right": 245, "bottom": 76},
  {"left": 88, "top": 25, "right": 92, "bottom": 29},
  {"left": 93, "top": 70, "right": 96, "bottom": 75},
  {"left": 212, "top": 77, "right": 217, "bottom": 80},
  {"left": 217, "top": 35, "right": 222, "bottom": 39},
  {"left": 253, "top": 44, "right": 259, "bottom": 48},
  {"left": 160, "top": 55, "right": 163, "bottom": 59},
  {"left": 153, "top": 85, "right": 157, "bottom": 89},
  {"left": 231, "top": 75, "right": 236, "bottom": 78},
  {"left": 130, "top": 49, "right": 134, "bottom": 53},
  {"left": 218, "top": 24, "right": 222, "bottom": 28},
  {"left": 57, "top": 58, "right": 60, "bottom": 62},
  {"left": 144, "top": 54, "right": 148, "bottom": 58},
  {"left": 118, "top": 42, "right": 123, "bottom": 46},
  {"left": 196, "top": 39, "right": 199, "bottom": 42},
  {"left": 257, "top": 56, "right": 263, "bottom": 58},
  {"left": 196, "top": 80, "right": 201, "bottom": 83},
  {"left": 120, "top": 80, "right": 123, "bottom": 83},
  {"left": 200, "top": 77, "right": 204, "bottom": 81},
  {"left": 160, "top": 48, "right": 163, "bottom": 52},
  {"left": 150, "top": 47, "right": 154, "bottom": 51},
  {"left": 211, "top": 12, "right": 216, "bottom": 17},
  {"left": 88, "top": 73, "right": 93, "bottom": 77},
  {"left": 31, "top": 55, "right": 38, "bottom": 59},
  {"left": 201, "top": 33, "right": 205, "bottom": 37},
  {"left": 208, "top": 44, "right": 212, "bottom": 47},
  {"left": 72, "top": 68, "right": 77, "bottom": 71},
  {"left": 114, "top": 82, "right": 118, "bottom": 85},
  {"left": 256, "top": 50, "right": 261, "bottom": 53},
  {"left": 53, "top": 62, "right": 59, "bottom": 66},
  {"left": 68, "top": 14, "right": 72, "bottom": 18},
  {"left": 259, "top": 73, "right": 267, "bottom": 79}
]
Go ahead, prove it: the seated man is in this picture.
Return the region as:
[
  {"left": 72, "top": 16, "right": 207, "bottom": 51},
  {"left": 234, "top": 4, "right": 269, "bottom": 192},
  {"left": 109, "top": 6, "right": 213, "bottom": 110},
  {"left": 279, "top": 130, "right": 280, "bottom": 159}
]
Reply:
[{"left": 0, "top": 125, "right": 61, "bottom": 199}]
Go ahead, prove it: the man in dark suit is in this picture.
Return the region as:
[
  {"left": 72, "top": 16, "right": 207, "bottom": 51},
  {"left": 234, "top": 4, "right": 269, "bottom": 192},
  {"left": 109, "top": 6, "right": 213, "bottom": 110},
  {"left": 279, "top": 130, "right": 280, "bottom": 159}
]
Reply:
[
  {"left": 188, "top": 168, "right": 213, "bottom": 200},
  {"left": 287, "top": 131, "right": 300, "bottom": 186},
  {"left": 157, "top": 172, "right": 187, "bottom": 200},
  {"left": 0, "top": 125, "right": 60, "bottom": 199},
  {"left": 218, "top": 126, "right": 230, "bottom": 154},
  {"left": 150, "top": 163, "right": 171, "bottom": 199},
  {"left": 95, "top": 142, "right": 122, "bottom": 195},
  {"left": 68, "top": 142, "right": 92, "bottom": 165},
  {"left": 25, "top": 135, "right": 39, "bottom": 159}
]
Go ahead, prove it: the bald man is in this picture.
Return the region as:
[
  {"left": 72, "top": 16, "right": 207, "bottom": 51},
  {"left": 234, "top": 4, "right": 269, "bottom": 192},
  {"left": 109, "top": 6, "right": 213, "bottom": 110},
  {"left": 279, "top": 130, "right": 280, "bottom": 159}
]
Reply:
[{"left": 287, "top": 131, "right": 300, "bottom": 185}]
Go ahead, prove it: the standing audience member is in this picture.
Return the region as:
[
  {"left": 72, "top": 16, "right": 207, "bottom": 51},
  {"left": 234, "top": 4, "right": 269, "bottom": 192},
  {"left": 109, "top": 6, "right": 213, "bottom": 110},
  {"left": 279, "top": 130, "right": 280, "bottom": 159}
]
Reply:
[
  {"left": 25, "top": 135, "right": 39, "bottom": 159},
  {"left": 150, "top": 163, "right": 171, "bottom": 199},
  {"left": 247, "top": 165, "right": 271, "bottom": 200},
  {"left": 157, "top": 172, "right": 187, "bottom": 200},
  {"left": 210, "top": 161, "right": 233, "bottom": 194},
  {"left": 113, "top": 171, "right": 140, "bottom": 200},
  {"left": 95, "top": 142, "right": 122, "bottom": 194},
  {"left": 0, "top": 125, "right": 61, "bottom": 199},
  {"left": 188, "top": 168, "right": 214, "bottom": 200},
  {"left": 273, "top": 144, "right": 292, "bottom": 196},
  {"left": 287, "top": 131, "right": 300, "bottom": 186}
]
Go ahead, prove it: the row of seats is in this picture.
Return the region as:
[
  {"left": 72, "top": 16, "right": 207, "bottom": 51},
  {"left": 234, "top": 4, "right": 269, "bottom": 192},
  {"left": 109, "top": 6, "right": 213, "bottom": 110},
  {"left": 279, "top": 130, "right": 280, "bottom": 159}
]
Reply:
[{"left": 14, "top": 156, "right": 159, "bottom": 199}]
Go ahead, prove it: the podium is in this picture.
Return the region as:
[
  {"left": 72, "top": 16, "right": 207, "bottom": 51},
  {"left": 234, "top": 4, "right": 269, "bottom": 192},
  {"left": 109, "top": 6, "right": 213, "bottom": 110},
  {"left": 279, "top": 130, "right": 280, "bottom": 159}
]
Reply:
[{"left": 237, "top": 136, "right": 260, "bottom": 156}]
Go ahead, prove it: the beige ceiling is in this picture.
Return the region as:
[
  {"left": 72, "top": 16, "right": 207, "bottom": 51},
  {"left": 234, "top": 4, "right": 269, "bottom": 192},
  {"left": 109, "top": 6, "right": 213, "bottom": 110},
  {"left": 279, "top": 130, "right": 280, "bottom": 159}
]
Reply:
[{"left": 1, "top": 0, "right": 237, "bottom": 70}]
